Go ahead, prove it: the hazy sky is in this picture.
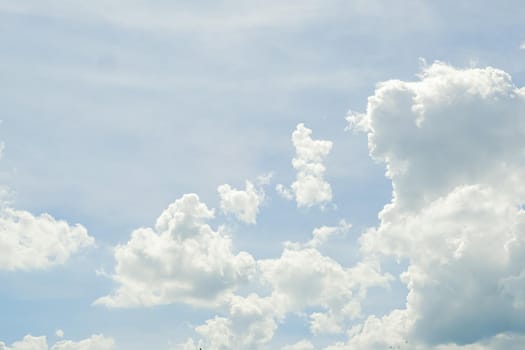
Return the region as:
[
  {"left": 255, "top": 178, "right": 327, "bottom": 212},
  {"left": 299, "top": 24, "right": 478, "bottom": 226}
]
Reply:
[{"left": 1, "top": 1, "right": 525, "bottom": 349}]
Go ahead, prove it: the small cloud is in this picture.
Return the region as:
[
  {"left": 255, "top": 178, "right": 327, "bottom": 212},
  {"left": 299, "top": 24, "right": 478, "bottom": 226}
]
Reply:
[
  {"left": 56, "top": 329, "right": 64, "bottom": 338},
  {"left": 278, "top": 123, "right": 333, "bottom": 208},
  {"left": 256, "top": 172, "right": 274, "bottom": 186},
  {"left": 520, "top": 41, "right": 525, "bottom": 50},
  {"left": 218, "top": 180, "right": 265, "bottom": 224}
]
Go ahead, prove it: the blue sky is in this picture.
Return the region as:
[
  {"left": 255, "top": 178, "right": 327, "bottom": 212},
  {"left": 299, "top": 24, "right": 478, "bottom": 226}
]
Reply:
[{"left": 1, "top": 1, "right": 525, "bottom": 349}]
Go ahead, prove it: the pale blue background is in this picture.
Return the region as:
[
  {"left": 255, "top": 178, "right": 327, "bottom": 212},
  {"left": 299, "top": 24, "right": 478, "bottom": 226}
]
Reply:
[{"left": 0, "top": 1, "right": 524, "bottom": 348}]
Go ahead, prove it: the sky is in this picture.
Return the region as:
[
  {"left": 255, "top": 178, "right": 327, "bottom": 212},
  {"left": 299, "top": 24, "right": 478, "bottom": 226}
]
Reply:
[{"left": 1, "top": 1, "right": 525, "bottom": 349}]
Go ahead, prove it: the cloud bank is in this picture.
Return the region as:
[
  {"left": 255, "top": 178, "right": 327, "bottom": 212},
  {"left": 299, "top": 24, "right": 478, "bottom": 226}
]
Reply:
[{"left": 339, "top": 62, "right": 525, "bottom": 349}]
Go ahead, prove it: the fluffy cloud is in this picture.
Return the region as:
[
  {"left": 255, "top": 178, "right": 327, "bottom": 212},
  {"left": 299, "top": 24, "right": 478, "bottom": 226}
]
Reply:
[
  {"left": 277, "top": 123, "right": 333, "bottom": 208},
  {"left": 218, "top": 180, "right": 265, "bottom": 224},
  {"left": 259, "top": 246, "right": 391, "bottom": 335},
  {"left": 0, "top": 334, "right": 114, "bottom": 350},
  {"left": 95, "top": 193, "right": 256, "bottom": 308},
  {"left": 348, "top": 62, "right": 525, "bottom": 212},
  {"left": 0, "top": 207, "right": 94, "bottom": 271},
  {"left": 193, "top": 294, "right": 277, "bottom": 350},
  {"left": 341, "top": 62, "right": 525, "bottom": 349},
  {"left": 185, "top": 222, "right": 390, "bottom": 348},
  {"left": 307, "top": 219, "right": 351, "bottom": 248}
]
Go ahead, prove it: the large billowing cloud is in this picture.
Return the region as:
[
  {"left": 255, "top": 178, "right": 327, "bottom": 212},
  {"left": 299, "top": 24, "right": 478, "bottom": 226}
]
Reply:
[
  {"left": 95, "top": 193, "right": 256, "bottom": 308},
  {"left": 337, "top": 62, "right": 525, "bottom": 349},
  {"left": 0, "top": 334, "right": 114, "bottom": 350},
  {"left": 277, "top": 123, "right": 333, "bottom": 208},
  {"left": 0, "top": 207, "right": 94, "bottom": 271}
]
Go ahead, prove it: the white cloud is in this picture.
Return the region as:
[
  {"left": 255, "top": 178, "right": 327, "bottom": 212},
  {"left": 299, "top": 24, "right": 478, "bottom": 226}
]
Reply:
[
  {"left": 520, "top": 41, "right": 525, "bottom": 50},
  {"left": 259, "top": 247, "right": 391, "bottom": 335},
  {"left": 326, "top": 312, "right": 525, "bottom": 350},
  {"left": 277, "top": 123, "right": 333, "bottom": 208},
  {"left": 218, "top": 180, "right": 265, "bottom": 224},
  {"left": 194, "top": 294, "right": 277, "bottom": 350},
  {"left": 0, "top": 335, "right": 48, "bottom": 350},
  {"left": 341, "top": 62, "right": 525, "bottom": 348},
  {"left": 0, "top": 207, "right": 94, "bottom": 271},
  {"left": 54, "top": 331, "right": 64, "bottom": 339},
  {"left": 0, "top": 143, "right": 93, "bottom": 271},
  {"left": 348, "top": 61, "right": 525, "bottom": 213},
  {"left": 0, "top": 335, "right": 114, "bottom": 350},
  {"left": 282, "top": 340, "right": 315, "bottom": 350},
  {"left": 186, "top": 220, "right": 389, "bottom": 347},
  {"left": 95, "top": 193, "right": 256, "bottom": 308},
  {"left": 307, "top": 219, "right": 351, "bottom": 248},
  {"left": 51, "top": 335, "right": 114, "bottom": 350}
]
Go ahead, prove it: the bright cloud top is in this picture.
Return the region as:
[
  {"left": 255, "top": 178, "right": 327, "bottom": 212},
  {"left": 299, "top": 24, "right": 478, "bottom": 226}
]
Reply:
[
  {"left": 337, "top": 62, "right": 525, "bottom": 349},
  {"left": 277, "top": 123, "right": 333, "bottom": 208}
]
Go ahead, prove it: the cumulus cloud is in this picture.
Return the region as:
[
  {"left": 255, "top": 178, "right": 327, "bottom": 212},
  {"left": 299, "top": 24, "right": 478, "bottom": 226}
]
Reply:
[
  {"left": 0, "top": 142, "right": 93, "bottom": 271},
  {"left": 184, "top": 221, "right": 390, "bottom": 347},
  {"left": 0, "top": 207, "right": 94, "bottom": 271},
  {"left": 277, "top": 123, "right": 333, "bottom": 208},
  {"left": 95, "top": 193, "right": 256, "bottom": 308},
  {"left": 339, "top": 62, "right": 525, "bottom": 349},
  {"left": 178, "top": 295, "right": 277, "bottom": 350},
  {"left": 0, "top": 334, "right": 114, "bottom": 350},
  {"left": 218, "top": 180, "right": 265, "bottom": 224},
  {"left": 193, "top": 294, "right": 277, "bottom": 350},
  {"left": 259, "top": 246, "right": 391, "bottom": 335},
  {"left": 348, "top": 62, "right": 525, "bottom": 212}
]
